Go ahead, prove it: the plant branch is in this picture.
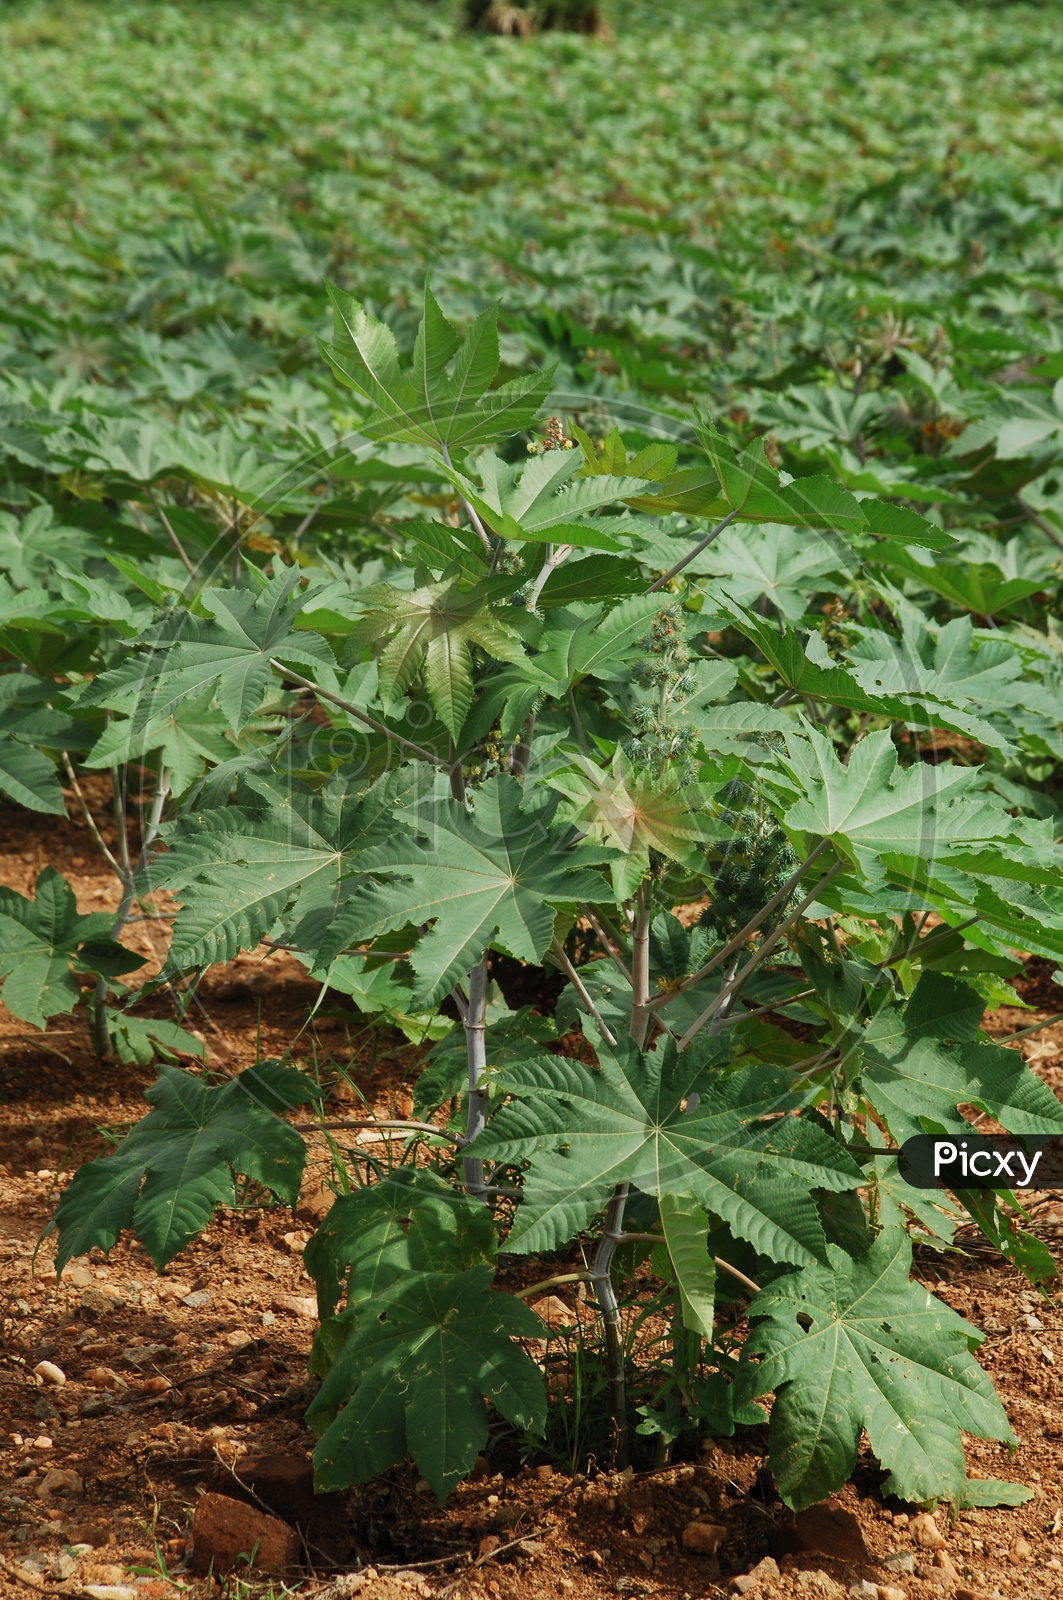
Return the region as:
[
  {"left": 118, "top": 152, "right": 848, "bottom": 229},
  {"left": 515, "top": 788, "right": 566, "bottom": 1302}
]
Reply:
[
  {"left": 147, "top": 488, "right": 197, "bottom": 576},
  {"left": 1018, "top": 496, "right": 1063, "bottom": 554},
  {"left": 649, "top": 840, "right": 830, "bottom": 1014},
  {"left": 581, "top": 905, "right": 633, "bottom": 983},
  {"left": 440, "top": 443, "right": 495, "bottom": 557},
  {"left": 676, "top": 860, "right": 845, "bottom": 1050},
  {"left": 591, "top": 1181, "right": 630, "bottom": 1468},
  {"left": 268, "top": 660, "right": 445, "bottom": 766},
  {"left": 304, "top": 1119, "right": 457, "bottom": 1140},
  {"left": 461, "top": 959, "right": 490, "bottom": 1202},
  {"left": 646, "top": 508, "right": 739, "bottom": 593},
  {"left": 550, "top": 936, "right": 618, "bottom": 1046},
  {"left": 514, "top": 1272, "right": 596, "bottom": 1301},
  {"left": 996, "top": 1009, "right": 1063, "bottom": 1046},
  {"left": 60, "top": 753, "right": 126, "bottom": 880},
  {"left": 629, "top": 879, "right": 652, "bottom": 1047},
  {"left": 525, "top": 542, "right": 573, "bottom": 610}
]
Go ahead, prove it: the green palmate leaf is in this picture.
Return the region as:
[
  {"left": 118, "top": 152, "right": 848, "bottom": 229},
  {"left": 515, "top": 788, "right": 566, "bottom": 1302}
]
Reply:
[
  {"left": 305, "top": 1167, "right": 496, "bottom": 1319},
  {"left": 104, "top": 1010, "right": 209, "bottom": 1067},
  {"left": 775, "top": 727, "right": 1036, "bottom": 880},
  {"left": 51, "top": 1061, "right": 316, "bottom": 1271},
  {"left": 151, "top": 768, "right": 417, "bottom": 970},
  {"left": 476, "top": 1034, "right": 864, "bottom": 1263},
  {"left": 719, "top": 599, "right": 1008, "bottom": 747},
  {"left": 349, "top": 576, "right": 527, "bottom": 737},
  {"left": 551, "top": 750, "right": 725, "bottom": 897},
  {"left": 736, "top": 1229, "right": 1017, "bottom": 1510},
  {"left": 861, "top": 972, "right": 1063, "bottom": 1144},
  {"left": 320, "top": 775, "right": 613, "bottom": 1005},
  {"left": 659, "top": 1192, "right": 716, "bottom": 1339},
  {"left": 83, "top": 687, "right": 235, "bottom": 795},
  {"left": 0, "top": 733, "right": 66, "bottom": 814},
  {"left": 0, "top": 868, "right": 140, "bottom": 1029},
  {"left": 530, "top": 595, "right": 667, "bottom": 692},
  {"left": 84, "top": 565, "right": 339, "bottom": 737},
  {"left": 321, "top": 281, "right": 552, "bottom": 451},
  {"left": 442, "top": 448, "right": 649, "bottom": 549},
  {"left": 308, "top": 1266, "right": 546, "bottom": 1501},
  {"left": 694, "top": 418, "right": 867, "bottom": 532}
]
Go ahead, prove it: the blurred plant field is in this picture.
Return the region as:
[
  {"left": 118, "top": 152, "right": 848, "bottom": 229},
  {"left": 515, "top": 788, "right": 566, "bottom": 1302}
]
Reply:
[{"left": 3, "top": 0, "right": 1063, "bottom": 622}]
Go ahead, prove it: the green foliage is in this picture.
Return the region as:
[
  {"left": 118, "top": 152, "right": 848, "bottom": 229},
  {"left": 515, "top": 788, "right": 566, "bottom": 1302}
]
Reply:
[
  {"left": 737, "top": 1232, "right": 1023, "bottom": 1511},
  {"left": 0, "top": 868, "right": 140, "bottom": 1029},
  {"left": 6, "top": 0, "right": 1063, "bottom": 1515},
  {"left": 51, "top": 1062, "right": 316, "bottom": 1271}
]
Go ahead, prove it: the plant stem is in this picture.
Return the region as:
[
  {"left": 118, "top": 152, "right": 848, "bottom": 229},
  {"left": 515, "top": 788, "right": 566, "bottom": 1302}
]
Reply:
[
  {"left": 629, "top": 880, "right": 652, "bottom": 1047},
  {"left": 676, "top": 860, "right": 845, "bottom": 1050},
  {"left": 550, "top": 936, "right": 618, "bottom": 1046},
  {"left": 60, "top": 753, "right": 125, "bottom": 879},
  {"left": 591, "top": 1181, "right": 630, "bottom": 1468},
  {"left": 267, "top": 660, "right": 445, "bottom": 766},
  {"left": 525, "top": 542, "right": 573, "bottom": 610},
  {"left": 448, "top": 738, "right": 468, "bottom": 803},
  {"left": 510, "top": 711, "right": 535, "bottom": 778},
  {"left": 514, "top": 1271, "right": 596, "bottom": 1301},
  {"left": 649, "top": 840, "right": 830, "bottom": 1014},
  {"left": 997, "top": 1009, "right": 1063, "bottom": 1045},
  {"left": 305, "top": 1118, "right": 458, "bottom": 1140},
  {"left": 147, "top": 489, "right": 197, "bottom": 577},
  {"left": 1018, "top": 496, "right": 1063, "bottom": 554},
  {"left": 645, "top": 508, "right": 738, "bottom": 593},
  {"left": 581, "top": 904, "right": 633, "bottom": 982},
  {"left": 461, "top": 959, "right": 490, "bottom": 1203},
  {"left": 92, "top": 765, "right": 172, "bottom": 1059},
  {"left": 440, "top": 444, "right": 495, "bottom": 557}
]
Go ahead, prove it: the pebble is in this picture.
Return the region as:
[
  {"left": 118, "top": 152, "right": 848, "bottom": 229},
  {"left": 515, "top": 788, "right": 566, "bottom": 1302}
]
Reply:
[
  {"left": 1012, "top": 1537, "right": 1033, "bottom": 1560},
  {"left": 32, "top": 1360, "right": 65, "bottom": 1387},
  {"left": 81, "top": 1588, "right": 138, "bottom": 1600},
  {"left": 682, "top": 1521, "right": 727, "bottom": 1555},
  {"left": 32, "top": 1436, "right": 53, "bottom": 1451},
  {"left": 80, "top": 1284, "right": 124, "bottom": 1314},
  {"left": 729, "top": 1556, "right": 780, "bottom": 1593},
  {"left": 910, "top": 1512, "right": 946, "bottom": 1550},
  {"left": 36, "top": 1467, "right": 83, "bottom": 1499},
  {"left": 883, "top": 1552, "right": 915, "bottom": 1574},
  {"left": 849, "top": 1584, "right": 878, "bottom": 1600},
  {"left": 271, "top": 1292, "right": 316, "bottom": 1319},
  {"left": 182, "top": 1290, "right": 211, "bottom": 1309},
  {"left": 876, "top": 1589, "right": 906, "bottom": 1600}
]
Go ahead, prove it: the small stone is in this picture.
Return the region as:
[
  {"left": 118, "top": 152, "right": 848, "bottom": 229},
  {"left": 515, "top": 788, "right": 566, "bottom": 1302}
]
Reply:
[
  {"left": 33, "top": 1398, "right": 58, "bottom": 1421},
  {"left": 850, "top": 1584, "right": 878, "bottom": 1600},
  {"left": 478, "top": 1535, "right": 501, "bottom": 1559},
  {"left": 222, "top": 1329, "right": 253, "bottom": 1349},
  {"left": 281, "top": 1231, "right": 309, "bottom": 1254},
  {"left": 32, "top": 1360, "right": 65, "bottom": 1387},
  {"left": 1025, "top": 1313, "right": 1044, "bottom": 1331},
  {"left": 191, "top": 1491, "right": 301, "bottom": 1575},
  {"left": 67, "top": 1264, "right": 94, "bottom": 1289},
  {"left": 729, "top": 1556, "right": 780, "bottom": 1593},
  {"left": 883, "top": 1552, "right": 916, "bottom": 1574},
  {"left": 683, "top": 1521, "right": 727, "bottom": 1555},
  {"left": 535, "top": 1464, "right": 553, "bottom": 1481},
  {"left": 261, "top": 1311, "right": 275, "bottom": 1328},
  {"left": 892, "top": 1514, "right": 909, "bottom": 1528},
  {"left": 271, "top": 1293, "right": 316, "bottom": 1319},
  {"left": 182, "top": 1290, "right": 211, "bottom": 1309},
  {"left": 955, "top": 1590, "right": 996, "bottom": 1600},
  {"left": 80, "top": 1284, "right": 124, "bottom": 1314},
  {"left": 32, "top": 1436, "right": 53, "bottom": 1450},
  {"left": 1048, "top": 1557, "right": 1063, "bottom": 1571},
  {"left": 933, "top": 1549, "right": 959, "bottom": 1584},
  {"left": 794, "top": 1502, "right": 870, "bottom": 1563},
  {"left": 876, "top": 1589, "right": 906, "bottom": 1600},
  {"left": 52, "top": 1553, "right": 78, "bottom": 1580},
  {"left": 910, "top": 1512, "right": 947, "bottom": 1551},
  {"left": 82, "top": 1588, "right": 138, "bottom": 1600},
  {"left": 36, "top": 1467, "right": 83, "bottom": 1499},
  {"left": 1012, "top": 1537, "right": 1033, "bottom": 1561},
  {"left": 66, "top": 1523, "right": 113, "bottom": 1548}
]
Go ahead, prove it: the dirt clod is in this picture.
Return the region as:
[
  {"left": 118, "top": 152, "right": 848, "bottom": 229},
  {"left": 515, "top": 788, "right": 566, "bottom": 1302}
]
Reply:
[
  {"left": 191, "top": 1490, "right": 301, "bottom": 1575},
  {"left": 682, "top": 1519, "right": 727, "bottom": 1554}
]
